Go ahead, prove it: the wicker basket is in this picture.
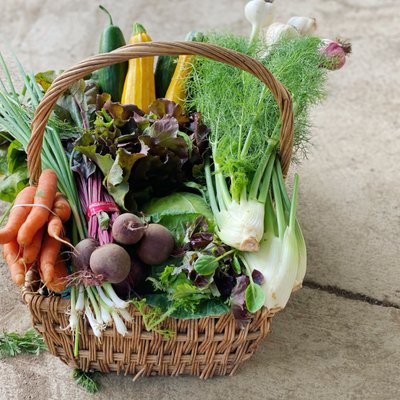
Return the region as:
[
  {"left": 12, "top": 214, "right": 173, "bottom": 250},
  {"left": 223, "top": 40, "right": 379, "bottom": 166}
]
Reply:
[{"left": 22, "top": 41, "right": 294, "bottom": 379}]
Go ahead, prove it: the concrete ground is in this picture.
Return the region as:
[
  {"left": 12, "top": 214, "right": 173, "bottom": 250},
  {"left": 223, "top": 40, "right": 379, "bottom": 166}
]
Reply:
[{"left": 0, "top": 0, "right": 399, "bottom": 399}]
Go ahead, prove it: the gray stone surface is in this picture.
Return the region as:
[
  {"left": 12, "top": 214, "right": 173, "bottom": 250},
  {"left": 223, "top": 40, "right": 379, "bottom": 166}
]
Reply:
[{"left": 0, "top": 0, "right": 399, "bottom": 398}]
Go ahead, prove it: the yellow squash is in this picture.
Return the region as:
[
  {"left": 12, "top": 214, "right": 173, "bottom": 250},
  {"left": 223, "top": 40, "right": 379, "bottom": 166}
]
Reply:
[
  {"left": 121, "top": 23, "right": 155, "bottom": 113},
  {"left": 165, "top": 55, "right": 193, "bottom": 108}
]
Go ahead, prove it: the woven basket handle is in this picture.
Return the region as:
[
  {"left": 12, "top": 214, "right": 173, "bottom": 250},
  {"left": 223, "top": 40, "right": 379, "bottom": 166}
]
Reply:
[{"left": 28, "top": 41, "right": 294, "bottom": 184}]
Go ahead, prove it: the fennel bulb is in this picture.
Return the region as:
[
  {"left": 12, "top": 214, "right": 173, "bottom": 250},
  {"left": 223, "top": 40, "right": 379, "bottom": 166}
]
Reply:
[
  {"left": 216, "top": 199, "right": 264, "bottom": 251},
  {"left": 245, "top": 225, "right": 298, "bottom": 310},
  {"left": 243, "top": 171, "right": 306, "bottom": 311}
]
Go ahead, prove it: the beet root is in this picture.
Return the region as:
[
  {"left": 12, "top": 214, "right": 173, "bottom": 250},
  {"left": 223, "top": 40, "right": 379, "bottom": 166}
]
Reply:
[
  {"left": 112, "top": 213, "right": 145, "bottom": 245},
  {"left": 89, "top": 243, "right": 131, "bottom": 284},
  {"left": 136, "top": 224, "right": 175, "bottom": 265},
  {"left": 113, "top": 257, "right": 148, "bottom": 299},
  {"left": 72, "top": 238, "right": 99, "bottom": 271}
]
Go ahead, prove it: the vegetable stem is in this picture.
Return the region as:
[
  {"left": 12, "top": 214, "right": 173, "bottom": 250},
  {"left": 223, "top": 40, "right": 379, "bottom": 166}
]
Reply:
[
  {"left": 289, "top": 174, "right": 299, "bottom": 230},
  {"left": 204, "top": 157, "right": 220, "bottom": 216},
  {"left": 214, "top": 162, "right": 231, "bottom": 208},
  {"left": 272, "top": 169, "right": 285, "bottom": 239},
  {"left": 215, "top": 249, "right": 236, "bottom": 263},
  {"left": 0, "top": 200, "right": 15, "bottom": 226},
  {"left": 99, "top": 5, "right": 113, "bottom": 26},
  {"left": 258, "top": 152, "right": 276, "bottom": 204}
]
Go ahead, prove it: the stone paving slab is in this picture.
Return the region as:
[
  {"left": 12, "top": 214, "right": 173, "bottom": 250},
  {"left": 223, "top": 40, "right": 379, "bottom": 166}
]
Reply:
[{"left": 0, "top": 287, "right": 399, "bottom": 400}]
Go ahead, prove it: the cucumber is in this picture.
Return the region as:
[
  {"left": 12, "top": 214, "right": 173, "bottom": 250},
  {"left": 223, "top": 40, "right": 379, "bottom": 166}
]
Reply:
[
  {"left": 97, "top": 6, "right": 128, "bottom": 102},
  {"left": 155, "top": 55, "right": 178, "bottom": 99},
  {"left": 155, "top": 31, "right": 204, "bottom": 99}
]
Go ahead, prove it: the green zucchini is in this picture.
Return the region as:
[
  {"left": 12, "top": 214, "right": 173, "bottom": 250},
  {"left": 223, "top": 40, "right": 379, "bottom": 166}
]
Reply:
[
  {"left": 155, "top": 55, "right": 178, "bottom": 99},
  {"left": 155, "top": 31, "right": 204, "bottom": 99},
  {"left": 97, "top": 6, "right": 128, "bottom": 102}
]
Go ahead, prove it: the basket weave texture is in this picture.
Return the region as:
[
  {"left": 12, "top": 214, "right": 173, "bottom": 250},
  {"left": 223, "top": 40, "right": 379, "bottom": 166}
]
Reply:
[
  {"left": 22, "top": 41, "right": 294, "bottom": 378},
  {"left": 23, "top": 292, "right": 274, "bottom": 379}
]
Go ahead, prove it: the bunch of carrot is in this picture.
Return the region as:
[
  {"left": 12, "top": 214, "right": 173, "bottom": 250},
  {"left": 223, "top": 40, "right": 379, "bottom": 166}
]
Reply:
[{"left": 0, "top": 169, "right": 72, "bottom": 292}]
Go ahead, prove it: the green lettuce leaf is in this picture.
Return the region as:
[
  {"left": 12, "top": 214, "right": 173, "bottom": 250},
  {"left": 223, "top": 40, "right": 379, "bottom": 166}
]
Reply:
[
  {"left": 107, "top": 149, "right": 146, "bottom": 209},
  {"left": 143, "top": 192, "right": 214, "bottom": 243},
  {"left": 0, "top": 140, "right": 28, "bottom": 202}
]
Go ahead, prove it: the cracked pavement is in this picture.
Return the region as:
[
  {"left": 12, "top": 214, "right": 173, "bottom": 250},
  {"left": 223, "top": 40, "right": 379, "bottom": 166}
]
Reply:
[{"left": 0, "top": 0, "right": 399, "bottom": 399}]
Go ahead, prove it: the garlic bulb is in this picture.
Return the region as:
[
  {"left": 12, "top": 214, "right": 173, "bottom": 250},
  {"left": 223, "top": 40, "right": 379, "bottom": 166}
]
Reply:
[
  {"left": 287, "top": 16, "right": 317, "bottom": 36},
  {"left": 264, "top": 22, "right": 300, "bottom": 46},
  {"left": 245, "top": 0, "right": 275, "bottom": 42}
]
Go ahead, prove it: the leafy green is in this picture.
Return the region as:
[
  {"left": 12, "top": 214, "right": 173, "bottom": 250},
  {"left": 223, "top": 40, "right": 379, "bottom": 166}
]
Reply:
[
  {"left": 34, "top": 70, "right": 60, "bottom": 92},
  {"left": 143, "top": 192, "right": 214, "bottom": 243},
  {"left": 0, "top": 329, "right": 46, "bottom": 358},
  {"left": 35, "top": 70, "right": 98, "bottom": 129},
  {"left": 0, "top": 142, "right": 8, "bottom": 175},
  {"left": 245, "top": 283, "right": 265, "bottom": 313},
  {"left": 148, "top": 265, "right": 215, "bottom": 313},
  {"left": 194, "top": 255, "right": 218, "bottom": 276},
  {"left": 74, "top": 99, "right": 207, "bottom": 210},
  {"left": 72, "top": 369, "right": 100, "bottom": 394},
  {"left": 188, "top": 34, "right": 327, "bottom": 199},
  {"left": 145, "top": 294, "right": 229, "bottom": 319},
  {"left": 0, "top": 140, "right": 28, "bottom": 202},
  {"left": 131, "top": 299, "right": 175, "bottom": 338}
]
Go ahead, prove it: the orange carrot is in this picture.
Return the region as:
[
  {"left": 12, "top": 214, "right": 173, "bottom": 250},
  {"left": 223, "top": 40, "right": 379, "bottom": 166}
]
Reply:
[
  {"left": 3, "top": 241, "right": 25, "bottom": 285},
  {"left": 43, "top": 259, "right": 68, "bottom": 293},
  {"left": 9, "top": 261, "right": 26, "bottom": 286},
  {"left": 39, "top": 233, "right": 62, "bottom": 283},
  {"left": 47, "top": 216, "right": 64, "bottom": 239},
  {"left": 51, "top": 192, "right": 71, "bottom": 223},
  {"left": 22, "top": 225, "right": 45, "bottom": 264},
  {"left": 0, "top": 186, "right": 36, "bottom": 244},
  {"left": 17, "top": 169, "right": 58, "bottom": 247},
  {"left": 3, "top": 240, "right": 20, "bottom": 266}
]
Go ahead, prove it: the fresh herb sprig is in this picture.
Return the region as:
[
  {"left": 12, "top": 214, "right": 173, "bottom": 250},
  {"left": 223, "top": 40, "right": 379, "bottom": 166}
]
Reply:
[
  {"left": 0, "top": 329, "right": 46, "bottom": 358},
  {"left": 72, "top": 369, "right": 100, "bottom": 394}
]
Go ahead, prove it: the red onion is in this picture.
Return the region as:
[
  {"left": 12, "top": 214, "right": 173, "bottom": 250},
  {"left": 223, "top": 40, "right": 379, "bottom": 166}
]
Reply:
[{"left": 320, "top": 39, "right": 351, "bottom": 71}]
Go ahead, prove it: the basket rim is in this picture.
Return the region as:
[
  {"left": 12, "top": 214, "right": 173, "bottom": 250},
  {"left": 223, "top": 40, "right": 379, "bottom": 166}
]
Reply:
[{"left": 27, "top": 40, "right": 294, "bottom": 185}]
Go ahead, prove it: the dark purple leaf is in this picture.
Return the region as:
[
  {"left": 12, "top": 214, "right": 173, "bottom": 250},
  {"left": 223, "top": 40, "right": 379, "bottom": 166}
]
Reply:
[
  {"left": 214, "top": 268, "right": 235, "bottom": 297},
  {"left": 191, "top": 112, "right": 210, "bottom": 154},
  {"left": 193, "top": 274, "right": 211, "bottom": 287},
  {"left": 231, "top": 276, "right": 253, "bottom": 326},
  {"left": 252, "top": 269, "right": 264, "bottom": 285},
  {"left": 149, "top": 99, "right": 189, "bottom": 124},
  {"left": 232, "top": 304, "right": 251, "bottom": 325},
  {"left": 103, "top": 100, "right": 144, "bottom": 127},
  {"left": 144, "top": 116, "right": 188, "bottom": 160},
  {"left": 190, "top": 232, "right": 214, "bottom": 249}
]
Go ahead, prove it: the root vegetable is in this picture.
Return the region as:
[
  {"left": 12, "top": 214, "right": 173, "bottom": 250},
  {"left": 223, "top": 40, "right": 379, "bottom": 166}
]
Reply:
[
  {"left": 111, "top": 213, "right": 144, "bottom": 245},
  {"left": 17, "top": 169, "right": 58, "bottom": 247},
  {"left": 39, "top": 233, "right": 62, "bottom": 284},
  {"left": 51, "top": 192, "right": 71, "bottom": 222},
  {"left": 136, "top": 224, "right": 174, "bottom": 265},
  {"left": 113, "top": 256, "right": 148, "bottom": 299},
  {"left": 0, "top": 186, "right": 36, "bottom": 244},
  {"left": 42, "top": 259, "right": 68, "bottom": 293},
  {"left": 3, "top": 241, "right": 25, "bottom": 285},
  {"left": 22, "top": 226, "right": 45, "bottom": 264},
  {"left": 89, "top": 243, "right": 131, "bottom": 284},
  {"left": 72, "top": 238, "right": 99, "bottom": 271}
]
